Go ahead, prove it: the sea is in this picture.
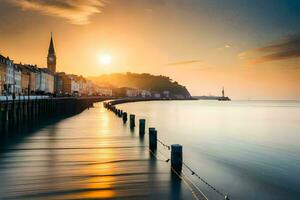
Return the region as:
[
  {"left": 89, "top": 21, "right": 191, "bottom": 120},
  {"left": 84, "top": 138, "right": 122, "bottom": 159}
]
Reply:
[
  {"left": 118, "top": 100, "right": 300, "bottom": 199},
  {"left": 0, "top": 100, "right": 299, "bottom": 199}
]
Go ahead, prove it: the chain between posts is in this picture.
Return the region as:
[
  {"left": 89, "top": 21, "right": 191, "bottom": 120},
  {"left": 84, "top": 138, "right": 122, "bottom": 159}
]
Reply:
[
  {"left": 182, "top": 161, "right": 228, "bottom": 199},
  {"left": 157, "top": 138, "right": 171, "bottom": 150}
]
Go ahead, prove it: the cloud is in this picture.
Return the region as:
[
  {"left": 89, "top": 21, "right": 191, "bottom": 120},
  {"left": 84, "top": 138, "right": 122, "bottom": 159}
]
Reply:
[
  {"left": 239, "top": 34, "right": 300, "bottom": 64},
  {"left": 216, "top": 44, "right": 232, "bottom": 51},
  {"left": 165, "top": 60, "right": 202, "bottom": 66},
  {"left": 7, "top": 0, "right": 108, "bottom": 25}
]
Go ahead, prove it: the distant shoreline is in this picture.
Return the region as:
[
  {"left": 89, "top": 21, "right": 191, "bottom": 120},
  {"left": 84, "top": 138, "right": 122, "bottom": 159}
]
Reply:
[
  {"left": 105, "top": 97, "right": 196, "bottom": 106},
  {"left": 107, "top": 98, "right": 300, "bottom": 105},
  {"left": 193, "top": 96, "right": 231, "bottom": 101}
]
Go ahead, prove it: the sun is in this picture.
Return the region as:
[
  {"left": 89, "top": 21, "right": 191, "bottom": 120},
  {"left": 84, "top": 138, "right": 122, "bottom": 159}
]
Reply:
[{"left": 98, "top": 54, "right": 112, "bottom": 65}]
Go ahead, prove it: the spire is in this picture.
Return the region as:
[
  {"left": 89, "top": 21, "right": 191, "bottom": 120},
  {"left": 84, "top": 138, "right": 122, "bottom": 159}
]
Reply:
[{"left": 48, "top": 32, "right": 55, "bottom": 55}]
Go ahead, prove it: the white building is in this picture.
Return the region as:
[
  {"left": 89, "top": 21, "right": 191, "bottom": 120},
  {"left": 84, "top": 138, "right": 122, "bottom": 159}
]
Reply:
[
  {"left": 163, "top": 91, "right": 170, "bottom": 98},
  {"left": 5, "top": 58, "right": 14, "bottom": 94},
  {"left": 152, "top": 92, "right": 161, "bottom": 98},
  {"left": 35, "top": 69, "right": 44, "bottom": 93},
  {"left": 78, "top": 77, "right": 88, "bottom": 95},
  {"left": 125, "top": 88, "right": 139, "bottom": 97},
  {"left": 139, "top": 90, "right": 151, "bottom": 98},
  {"left": 44, "top": 70, "right": 54, "bottom": 94},
  {"left": 36, "top": 68, "right": 54, "bottom": 94},
  {"left": 97, "top": 87, "right": 113, "bottom": 96},
  {"left": 86, "top": 80, "right": 94, "bottom": 95},
  {"left": 71, "top": 78, "right": 79, "bottom": 94}
]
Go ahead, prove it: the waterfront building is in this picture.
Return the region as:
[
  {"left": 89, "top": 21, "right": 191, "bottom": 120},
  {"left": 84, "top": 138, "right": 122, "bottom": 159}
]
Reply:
[
  {"left": 0, "top": 55, "right": 7, "bottom": 94},
  {"left": 152, "top": 92, "right": 161, "bottom": 98},
  {"left": 69, "top": 75, "right": 80, "bottom": 95},
  {"left": 163, "top": 90, "right": 170, "bottom": 98},
  {"left": 5, "top": 57, "right": 14, "bottom": 94},
  {"left": 47, "top": 33, "right": 56, "bottom": 73},
  {"left": 25, "top": 65, "right": 39, "bottom": 94},
  {"left": 54, "top": 73, "right": 63, "bottom": 95},
  {"left": 35, "top": 68, "right": 43, "bottom": 94},
  {"left": 36, "top": 68, "right": 54, "bottom": 94},
  {"left": 86, "top": 80, "right": 95, "bottom": 96},
  {"left": 15, "top": 64, "right": 30, "bottom": 95},
  {"left": 14, "top": 65, "right": 22, "bottom": 95},
  {"left": 113, "top": 87, "right": 139, "bottom": 97},
  {"left": 96, "top": 87, "right": 113, "bottom": 96},
  {"left": 124, "top": 87, "right": 139, "bottom": 97},
  {"left": 57, "top": 73, "right": 79, "bottom": 95},
  {"left": 139, "top": 89, "right": 151, "bottom": 98},
  {"left": 77, "top": 76, "right": 88, "bottom": 95},
  {"left": 42, "top": 68, "right": 54, "bottom": 94}
]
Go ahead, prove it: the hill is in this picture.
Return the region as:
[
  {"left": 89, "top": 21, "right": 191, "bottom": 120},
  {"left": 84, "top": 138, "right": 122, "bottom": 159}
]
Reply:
[{"left": 89, "top": 72, "right": 191, "bottom": 98}]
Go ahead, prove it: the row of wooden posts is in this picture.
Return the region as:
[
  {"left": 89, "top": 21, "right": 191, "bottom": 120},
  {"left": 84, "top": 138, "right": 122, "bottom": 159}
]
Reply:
[
  {"left": 103, "top": 101, "right": 183, "bottom": 173},
  {"left": 0, "top": 98, "right": 96, "bottom": 137}
]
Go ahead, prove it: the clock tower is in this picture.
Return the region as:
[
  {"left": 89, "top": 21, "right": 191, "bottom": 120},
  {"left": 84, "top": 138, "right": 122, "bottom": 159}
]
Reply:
[{"left": 47, "top": 32, "right": 56, "bottom": 73}]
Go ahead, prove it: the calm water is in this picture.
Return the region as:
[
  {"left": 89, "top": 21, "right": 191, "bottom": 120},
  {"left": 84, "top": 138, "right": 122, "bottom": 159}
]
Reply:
[
  {"left": 0, "top": 103, "right": 195, "bottom": 200},
  {"left": 118, "top": 100, "right": 300, "bottom": 200}
]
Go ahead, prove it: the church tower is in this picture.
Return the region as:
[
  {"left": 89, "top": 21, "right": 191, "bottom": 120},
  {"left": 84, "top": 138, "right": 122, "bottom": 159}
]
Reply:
[{"left": 47, "top": 32, "right": 56, "bottom": 73}]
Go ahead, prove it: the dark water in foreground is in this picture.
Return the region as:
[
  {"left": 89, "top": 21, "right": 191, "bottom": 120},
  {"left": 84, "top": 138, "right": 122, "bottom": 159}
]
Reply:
[
  {"left": 118, "top": 100, "right": 300, "bottom": 200},
  {"left": 0, "top": 104, "right": 195, "bottom": 200}
]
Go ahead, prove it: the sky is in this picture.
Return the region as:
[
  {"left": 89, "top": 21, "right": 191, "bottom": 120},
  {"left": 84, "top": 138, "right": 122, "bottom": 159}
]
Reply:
[{"left": 0, "top": 0, "right": 299, "bottom": 99}]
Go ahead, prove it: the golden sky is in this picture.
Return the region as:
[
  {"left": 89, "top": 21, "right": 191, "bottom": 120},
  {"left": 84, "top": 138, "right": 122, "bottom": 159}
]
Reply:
[{"left": 0, "top": 0, "right": 299, "bottom": 99}]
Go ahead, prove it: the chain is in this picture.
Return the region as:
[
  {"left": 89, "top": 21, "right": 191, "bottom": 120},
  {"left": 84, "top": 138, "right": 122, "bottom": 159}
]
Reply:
[
  {"left": 157, "top": 138, "right": 171, "bottom": 150},
  {"left": 182, "top": 162, "right": 228, "bottom": 199}
]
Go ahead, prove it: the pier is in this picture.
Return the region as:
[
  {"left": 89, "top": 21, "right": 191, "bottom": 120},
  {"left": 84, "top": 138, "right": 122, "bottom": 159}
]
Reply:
[{"left": 0, "top": 97, "right": 109, "bottom": 138}]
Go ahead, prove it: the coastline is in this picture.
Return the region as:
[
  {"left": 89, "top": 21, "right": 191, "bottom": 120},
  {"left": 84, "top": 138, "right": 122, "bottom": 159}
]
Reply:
[{"left": 105, "top": 97, "right": 196, "bottom": 106}]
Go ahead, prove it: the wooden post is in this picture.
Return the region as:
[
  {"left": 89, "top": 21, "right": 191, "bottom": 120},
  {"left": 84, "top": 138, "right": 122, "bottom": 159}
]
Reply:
[
  {"left": 27, "top": 100, "right": 31, "bottom": 123},
  {"left": 11, "top": 100, "right": 16, "bottom": 128},
  {"left": 171, "top": 144, "right": 182, "bottom": 173},
  {"left": 122, "top": 112, "right": 128, "bottom": 123},
  {"left": 35, "top": 99, "right": 39, "bottom": 120},
  {"left": 149, "top": 127, "right": 157, "bottom": 152},
  {"left": 130, "top": 114, "right": 135, "bottom": 128},
  {"left": 0, "top": 105, "right": 2, "bottom": 134},
  {"left": 118, "top": 110, "right": 123, "bottom": 117},
  {"left": 3, "top": 102, "right": 9, "bottom": 135},
  {"left": 32, "top": 99, "right": 36, "bottom": 121},
  {"left": 16, "top": 100, "right": 21, "bottom": 126},
  {"left": 139, "top": 119, "right": 146, "bottom": 136},
  {"left": 22, "top": 100, "right": 27, "bottom": 122},
  {"left": 0, "top": 104, "right": 6, "bottom": 135}
]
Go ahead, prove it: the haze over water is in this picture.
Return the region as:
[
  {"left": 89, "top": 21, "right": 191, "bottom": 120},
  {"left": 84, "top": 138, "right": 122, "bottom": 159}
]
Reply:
[
  {"left": 118, "top": 100, "right": 300, "bottom": 199},
  {"left": 0, "top": 100, "right": 299, "bottom": 199}
]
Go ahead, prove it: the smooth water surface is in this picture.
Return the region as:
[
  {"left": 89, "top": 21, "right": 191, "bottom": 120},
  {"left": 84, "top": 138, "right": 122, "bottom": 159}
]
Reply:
[
  {"left": 0, "top": 104, "right": 195, "bottom": 200},
  {"left": 118, "top": 100, "right": 300, "bottom": 199}
]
